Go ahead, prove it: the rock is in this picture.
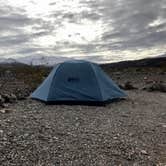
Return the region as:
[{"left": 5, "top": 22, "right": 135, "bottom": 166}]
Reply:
[
  {"left": 159, "top": 71, "right": 165, "bottom": 75},
  {"left": 0, "top": 95, "right": 5, "bottom": 105},
  {"left": 6, "top": 109, "right": 13, "bottom": 113},
  {"left": 1, "top": 93, "right": 17, "bottom": 103},
  {"left": 16, "top": 93, "right": 26, "bottom": 100},
  {"left": 15, "top": 88, "right": 29, "bottom": 100},
  {"left": 121, "top": 81, "right": 138, "bottom": 90},
  {"left": 1, "top": 94, "right": 10, "bottom": 103},
  {"left": 9, "top": 93, "right": 17, "bottom": 103},
  {"left": 133, "top": 162, "right": 139, "bottom": 166},
  {"left": 0, "top": 109, "right": 6, "bottom": 113},
  {"left": 129, "top": 133, "right": 134, "bottom": 137},
  {"left": 143, "top": 83, "right": 166, "bottom": 92},
  {"left": 0, "top": 109, "right": 14, "bottom": 114},
  {"left": 1, "top": 103, "right": 9, "bottom": 108},
  {"left": 118, "top": 84, "right": 124, "bottom": 89},
  {"left": 114, "top": 72, "right": 121, "bottom": 75},
  {"left": 141, "top": 150, "right": 148, "bottom": 155},
  {"left": 143, "top": 76, "right": 148, "bottom": 80},
  {"left": 162, "top": 124, "right": 166, "bottom": 128}
]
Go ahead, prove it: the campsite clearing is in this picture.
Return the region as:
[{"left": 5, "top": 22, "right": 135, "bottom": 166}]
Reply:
[
  {"left": 0, "top": 90, "right": 166, "bottom": 165},
  {"left": 0, "top": 59, "right": 166, "bottom": 165}
]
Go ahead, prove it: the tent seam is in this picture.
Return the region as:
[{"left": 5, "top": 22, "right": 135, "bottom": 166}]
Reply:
[
  {"left": 90, "top": 63, "right": 104, "bottom": 101},
  {"left": 47, "top": 64, "right": 61, "bottom": 101}
]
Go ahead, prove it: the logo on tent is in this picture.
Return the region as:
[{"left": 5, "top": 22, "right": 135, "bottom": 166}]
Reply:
[{"left": 67, "top": 77, "right": 80, "bottom": 83}]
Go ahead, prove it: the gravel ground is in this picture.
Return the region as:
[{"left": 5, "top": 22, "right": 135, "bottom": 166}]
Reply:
[
  {"left": 0, "top": 90, "right": 166, "bottom": 166},
  {"left": 0, "top": 65, "right": 166, "bottom": 166}
]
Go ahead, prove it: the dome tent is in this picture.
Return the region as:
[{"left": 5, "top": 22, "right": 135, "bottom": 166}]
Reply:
[{"left": 31, "top": 60, "right": 126, "bottom": 105}]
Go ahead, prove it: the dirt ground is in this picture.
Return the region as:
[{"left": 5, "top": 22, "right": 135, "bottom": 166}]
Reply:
[{"left": 0, "top": 65, "right": 166, "bottom": 166}]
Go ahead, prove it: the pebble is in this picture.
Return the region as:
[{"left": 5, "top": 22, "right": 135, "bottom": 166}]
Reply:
[
  {"left": 0, "top": 109, "right": 6, "bottom": 113},
  {"left": 141, "top": 150, "right": 148, "bottom": 155},
  {"left": 162, "top": 124, "right": 166, "bottom": 128},
  {"left": 0, "top": 109, "right": 14, "bottom": 114}
]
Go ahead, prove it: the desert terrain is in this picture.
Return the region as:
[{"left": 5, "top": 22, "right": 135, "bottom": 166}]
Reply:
[{"left": 0, "top": 57, "right": 166, "bottom": 166}]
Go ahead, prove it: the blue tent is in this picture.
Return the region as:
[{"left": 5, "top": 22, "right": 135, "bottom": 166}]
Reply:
[{"left": 31, "top": 60, "right": 126, "bottom": 104}]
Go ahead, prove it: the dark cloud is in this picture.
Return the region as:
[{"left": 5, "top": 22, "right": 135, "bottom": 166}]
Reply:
[
  {"left": 61, "top": 11, "right": 101, "bottom": 23},
  {"left": 0, "top": 5, "right": 30, "bottom": 34},
  {"left": 0, "top": 34, "right": 30, "bottom": 47},
  {"left": 0, "top": 14, "right": 32, "bottom": 27},
  {"left": 49, "top": 0, "right": 166, "bottom": 52},
  {"left": 97, "top": 0, "right": 166, "bottom": 50},
  {"left": 0, "top": 3, "right": 56, "bottom": 55},
  {"left": 16, "top": 47, "right": 43, "bottom": 54}
]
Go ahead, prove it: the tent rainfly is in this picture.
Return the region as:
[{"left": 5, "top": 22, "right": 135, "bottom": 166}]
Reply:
[{"left": 31, "top": 60, "right": 127, "bottom": 105}]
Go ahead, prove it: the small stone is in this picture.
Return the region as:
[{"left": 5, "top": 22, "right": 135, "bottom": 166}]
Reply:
[
  {"left": 16, "top": 93, "right": 26, "bottom": 100},
  {"left": 1, "top": 103, "right": 9, "bottom": 108},
  {"left": 9, "top": 93, "right": 17, "bottom": 103},
  {"left": 0, "top": 109, "right": 6, "bottom": 113},
  {"left": 141, "top": 150, "right": 148, "bottom": 155},
  {"left": 118, "top": 84, "right": 124, "bottom": 89},
  {"left": 53, "top": 136, "right": 58, "bottom": 140},
  {"left": 143, "top": 83, "right": 166, "bottom": 92},
  {"left": 114, "top": 72, "right": 121, "bottom": 75},
  {"left": 0, "top": 109, "right": 14, "bottom": 114},
  {"left": 129, "top": 133, "right": 134, "bottom": 137},
  {"left": 123, "top": 81, "right": 138, "bottom": 90},
  {"left": 143, "top": 76, "right": 147, "bottom": 80},
  {"left": 162, "top": 124, "right": 166, "bottom": 128},
  {"left": 0, "top": 95, "right": 5, "bottom": 105},
  {"left": 2, "top": 94, "right": 10, "bottom": 103}
]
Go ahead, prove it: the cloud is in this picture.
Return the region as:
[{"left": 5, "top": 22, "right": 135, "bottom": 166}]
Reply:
[
  {"left": 0, "top": 0, "right": 166, "bottom": 62},
  {"left": 97, "top": 0, "right": 166, "bottom": 50},
  {"left": 0, "top": 34, "right": 31, "bottom": 47}
]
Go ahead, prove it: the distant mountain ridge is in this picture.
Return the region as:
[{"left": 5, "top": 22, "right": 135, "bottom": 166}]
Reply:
[
  {"left": 17, "top": 55, "right": 73, "bottom": 66},
  {"left": 0, "top": 55, "right": 73, "bottom": 66},
  {"left": 0, "top": 58, "right": 17, "bottom": 64},
  {"left": 0, "top": 54, "right": 166, "bottom": 68},
  {"left": 101, "top": 56, "right": 166, "bottom": 68}
]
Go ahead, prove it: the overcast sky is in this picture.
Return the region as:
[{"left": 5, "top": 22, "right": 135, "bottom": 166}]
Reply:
[{"left": 0, "top": 0, "right": 166, "bottom": 62}]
